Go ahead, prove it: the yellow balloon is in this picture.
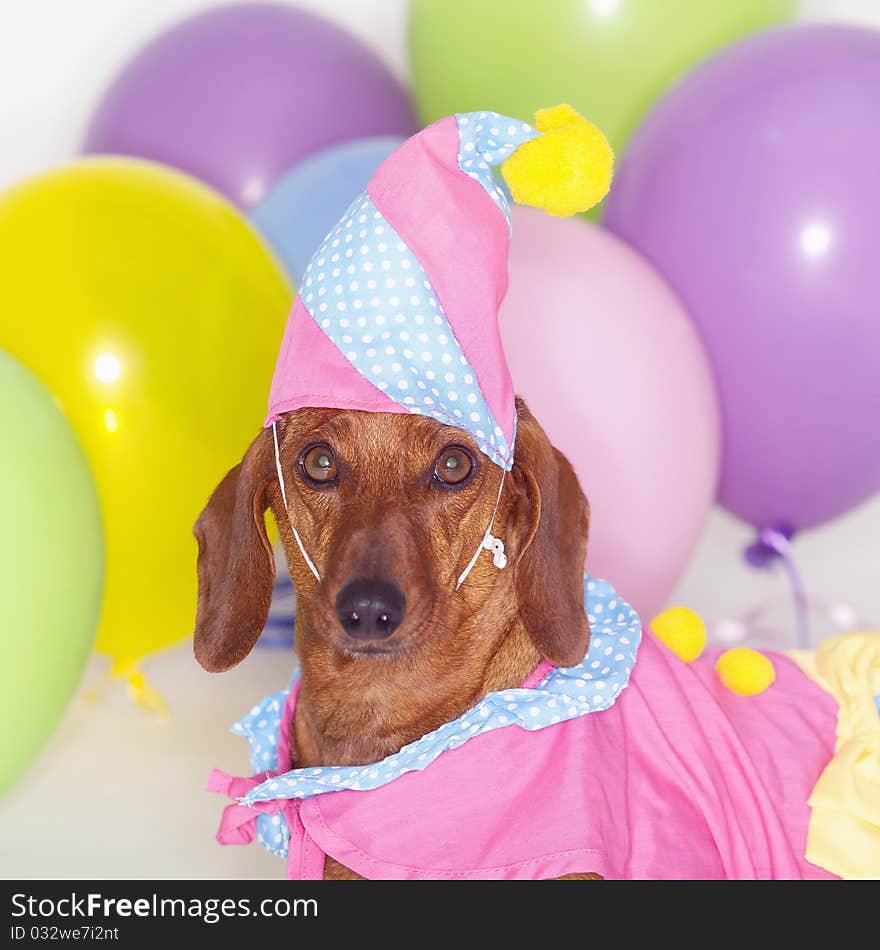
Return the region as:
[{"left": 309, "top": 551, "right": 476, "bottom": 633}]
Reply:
[{"left": 0, "top": 159, "right": 292, "bottom": 670}]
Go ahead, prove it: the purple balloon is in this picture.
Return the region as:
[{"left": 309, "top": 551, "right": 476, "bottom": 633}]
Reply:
[
  {"left": 605, "top": 25, "right": 880, "bottom": 533},
  {"left": 83, "top": 3, "right": 415, "bottom": 208}
]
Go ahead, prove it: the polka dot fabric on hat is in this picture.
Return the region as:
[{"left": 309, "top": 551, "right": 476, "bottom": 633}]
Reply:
[
  {"left": 229, "top": 574, "right": 642, "bottom": 861},
  {"left": 455, "top": 112, "right": 538, "bottom": 229},
  {"left": 299, "top": 191, "right": 514, "bottom": 469}
]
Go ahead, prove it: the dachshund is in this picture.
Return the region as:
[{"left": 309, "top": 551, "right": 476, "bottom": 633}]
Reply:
[{"left": 193, "top": 397, "right": 600, "bottom": 879}]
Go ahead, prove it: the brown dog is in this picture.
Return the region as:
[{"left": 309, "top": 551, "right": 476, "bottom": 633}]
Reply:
[{"left": 194, "top": 397, "right": 598, "bottom": 879}]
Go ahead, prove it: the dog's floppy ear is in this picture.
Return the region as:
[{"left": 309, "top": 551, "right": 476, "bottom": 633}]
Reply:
[
  {"left": 193, "top": 430, "right": 275, "bottom": 673},
  {"left": 510, "top": 398, "right": 590, "bottom": 667}
]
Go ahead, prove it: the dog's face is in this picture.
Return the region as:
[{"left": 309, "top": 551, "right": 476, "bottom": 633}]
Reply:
[{"left": 193, "top": 398, "right": 590, "bottom": 677}]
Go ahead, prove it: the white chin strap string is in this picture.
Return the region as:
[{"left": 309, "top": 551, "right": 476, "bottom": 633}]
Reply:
[
  {"left": 272, "top": 421, "right": 321, "bottom": 583},
  {"left": 272, "top": 420, "right": 506, "bottom": 591},
  {"left": 455, "top": 471, "right": 508, "bottom": 590}
]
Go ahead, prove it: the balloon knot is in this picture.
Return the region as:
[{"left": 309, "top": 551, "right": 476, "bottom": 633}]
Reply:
[{"left": 743, "top": 523, "right": 796, "bottom": 569}]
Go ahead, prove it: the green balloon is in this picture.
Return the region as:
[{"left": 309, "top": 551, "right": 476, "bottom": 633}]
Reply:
[
  {"left": 410, "top": 0, "right": 794, "bottom": 214},
  {"left": 0, "top": 350, "right": 103, "bottom": 795}
]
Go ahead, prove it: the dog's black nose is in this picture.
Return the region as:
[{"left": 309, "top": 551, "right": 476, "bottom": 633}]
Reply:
[{"left": 335, "top": 579, "right": 405, "bottom": 640}]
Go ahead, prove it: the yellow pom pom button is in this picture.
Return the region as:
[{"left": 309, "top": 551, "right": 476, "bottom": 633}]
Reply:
[
  {"left": 715, "top": 648, "right": 776, "bottom": 696},
  {"left": 650, "top": 606, "right": 707, "bottom": 663},
  {"left": 501, "top": 103, "right": 614, "bottom": 217}
]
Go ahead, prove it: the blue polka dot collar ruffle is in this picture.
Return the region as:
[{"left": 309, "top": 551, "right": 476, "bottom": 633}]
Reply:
[{"left": 232, "top": 575, "right": 641, "bottom": 816}]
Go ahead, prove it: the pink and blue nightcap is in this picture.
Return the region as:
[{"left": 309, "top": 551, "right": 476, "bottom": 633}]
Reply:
[{"left": 265, "top": 105, "right": 614, "bottom": 471}]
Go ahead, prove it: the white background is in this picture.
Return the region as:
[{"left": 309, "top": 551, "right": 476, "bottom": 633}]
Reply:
[{"left": 0, "top": 0, "right": 878, "bottom": 878}]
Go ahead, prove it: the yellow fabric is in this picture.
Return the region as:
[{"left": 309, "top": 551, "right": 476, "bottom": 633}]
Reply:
[{"left": 788, "top": 631, "right": 880, "bottom": 879}]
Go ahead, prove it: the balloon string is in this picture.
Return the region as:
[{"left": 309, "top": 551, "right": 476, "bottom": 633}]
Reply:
[
  {"left": 776, "top": 547, "right": 811, "bottom": 651},
  {"left": 122, "top": 668, "right": 170, "bottom": 720},
  {"left": 111, "top": 660, "right": 170, "bottom": 720},
  {"left": 717, "top": 594, "right": 864, "bottom": 637},
  {"left": 744, "top": 525, "right": 810, "bottom": 650},
  {"left": 80, "top": 661, "right": 170, "bottom": 720}
]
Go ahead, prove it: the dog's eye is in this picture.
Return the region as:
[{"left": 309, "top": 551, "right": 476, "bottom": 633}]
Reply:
[
  {"left": 434, "top": 446, "right": 474, "bottom": 487},
  {"left": 300, "top": 443, "right": 338, "bottom": 485}
]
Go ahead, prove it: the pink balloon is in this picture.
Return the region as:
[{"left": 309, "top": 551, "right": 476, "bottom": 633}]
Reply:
[{"left": 501, "top": 210, "right": 720, "bottom": 619}]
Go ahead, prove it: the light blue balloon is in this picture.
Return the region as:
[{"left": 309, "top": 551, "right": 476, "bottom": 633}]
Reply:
[{"left": 250, "top": 135, "right": 405, "bottom": 284}]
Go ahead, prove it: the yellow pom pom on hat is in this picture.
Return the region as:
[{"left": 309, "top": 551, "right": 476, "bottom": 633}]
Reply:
[
  {"left": 502, "top": 103, "right": 614, "bottom": 216},
  {"left": 650, "top": 606, "right": 707, "bottom": 664},
  {"left": 716, "top": 648, "right": 777, "bottom": 696}
]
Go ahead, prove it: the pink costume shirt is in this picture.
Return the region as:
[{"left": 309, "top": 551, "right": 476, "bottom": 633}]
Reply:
[{"left": 209, "top": 577, "right": 838, "bottom": 880}]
